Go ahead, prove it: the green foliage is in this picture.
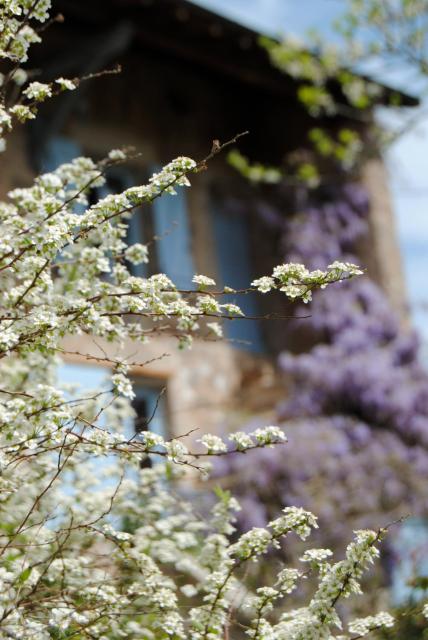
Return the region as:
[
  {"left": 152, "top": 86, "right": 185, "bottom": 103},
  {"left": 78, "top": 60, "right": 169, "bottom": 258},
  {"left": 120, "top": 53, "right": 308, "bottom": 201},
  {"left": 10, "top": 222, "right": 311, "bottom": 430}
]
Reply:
[
  {"left": 227, "top": 149, "right": 282, "bottom": 184},
  {"left": 256, "top": 0, "right": 428, "bottom": 186},
  {"left": 375, "top": 606, "right": 428, "bottom": 639}
]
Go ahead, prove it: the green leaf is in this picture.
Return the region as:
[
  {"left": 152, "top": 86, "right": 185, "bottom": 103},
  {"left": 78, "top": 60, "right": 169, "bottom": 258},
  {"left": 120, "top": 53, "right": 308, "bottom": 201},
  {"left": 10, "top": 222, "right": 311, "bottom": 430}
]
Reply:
[
  {"left": 17, "top": 566, "right": 32, "bottom": 584},
  {"left": 213, "top": 485, "right": 231, "bottom": 503}
]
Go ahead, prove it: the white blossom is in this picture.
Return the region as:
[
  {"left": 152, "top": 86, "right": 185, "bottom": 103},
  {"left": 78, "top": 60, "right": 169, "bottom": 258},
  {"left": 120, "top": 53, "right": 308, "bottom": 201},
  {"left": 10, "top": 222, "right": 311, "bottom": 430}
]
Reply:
[
  {"left": 140, "top": 431, "right": 165, "bottom": 449},
  {"left": 229, "top": 431, "right": 254, "bottom": 450},
  {"left": 112, "top": 373, "right": 135, "bottom": 399},
  {"left": 197, "top": 295, "right": 221, "bottom": 314},
  {"left": 9, "top": 104, "right": 35, "bottom": 122},
  {"left": 164, "top": 439, "right": 189, "bottom": 462},
  {"left": 300, "top": 548, "right": 333, "bottom": 564},
  {"left": 125, "top": 242, "right": 149, "bottom": 265},
  {"left": 181, "top": 583, "right": 198, "bottom": 598},
  {"left": 348, "top": 612, "right": 394, "bottom": 636},
  {"left": 108, "top": 148, "right": 127, "bottom": 161},
  {"left": 221, "top": 302, "right": 244, "bottom": 316},
  {"left": 23, "top": 81, "right": 52, "bottom": 101},
  {"left": 206, "top": 321, "right": 223, "bottom": 337},
  {"left": 192, "top": 274, "right": 216, "bottom": 289},
  {"left": 252, "top": 275, "right": 275, "bottom": 293},
  {"left": 55, "top": 77, "right": 77, "bottom": 91},
  {"left": 252, "top": 425, "right": 287, "bottom": 446},
  {"left": 198, "top": 434, "right": 228, "bottom": 453}
]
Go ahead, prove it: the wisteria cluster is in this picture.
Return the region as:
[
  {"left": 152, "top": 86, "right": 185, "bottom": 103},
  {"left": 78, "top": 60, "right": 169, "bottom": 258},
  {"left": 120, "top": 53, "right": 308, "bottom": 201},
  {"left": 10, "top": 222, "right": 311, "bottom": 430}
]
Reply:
[{"left": 221, "top": 181, "right": 428, "bottom": 577}]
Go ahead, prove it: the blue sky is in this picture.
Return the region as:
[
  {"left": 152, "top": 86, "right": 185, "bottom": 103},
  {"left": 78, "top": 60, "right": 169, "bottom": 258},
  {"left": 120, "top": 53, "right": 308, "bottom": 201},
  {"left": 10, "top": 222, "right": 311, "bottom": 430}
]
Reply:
[
  {"left": 193, "top": 0, "right": 428, "bottom": 341},
  {"left": 193, "top": 0, "right": 342, "bottom": 38}
]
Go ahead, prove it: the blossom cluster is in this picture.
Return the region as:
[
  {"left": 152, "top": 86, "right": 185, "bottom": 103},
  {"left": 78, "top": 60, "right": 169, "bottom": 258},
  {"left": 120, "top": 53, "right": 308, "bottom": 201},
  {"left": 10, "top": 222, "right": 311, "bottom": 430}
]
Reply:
[
  {"left": 252, "top": 261, "right": 363, "bottom": 302},
  {"left": 0, "top": 3, "right": 422, "bottom": 638},
  {"left": 0, "top": 2, "right": 79, "bottom": 152}
]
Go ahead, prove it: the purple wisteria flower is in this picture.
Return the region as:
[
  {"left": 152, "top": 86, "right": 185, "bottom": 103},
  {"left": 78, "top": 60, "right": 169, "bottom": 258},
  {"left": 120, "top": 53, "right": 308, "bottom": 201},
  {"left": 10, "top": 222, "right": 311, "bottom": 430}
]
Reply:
[{"left": 220, "top": 183, "right": 428, "bottom": 553}]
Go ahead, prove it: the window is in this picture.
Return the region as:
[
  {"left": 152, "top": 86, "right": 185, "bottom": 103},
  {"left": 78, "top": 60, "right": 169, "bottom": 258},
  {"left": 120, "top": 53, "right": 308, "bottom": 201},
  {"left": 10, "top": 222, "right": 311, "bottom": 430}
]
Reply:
[
  {"left": 39, "top": 135, "right": 83, "bottom": 172},
  {"left": 211, "top": 198, "right": 264, "bottom": 353},
  {"left": 37, "top": 136, "right": 87, "bottom": 215},
  {"left": 35, "top": 140, "right": 196, "bottom": 287},
  {"left": 98, "top": 163, "right": 196, "bottom": 286},
  {"left": 132, "top": 383, "right": 168, "bottom": 468},
  {"left": 59, "top": 363, "right": 168, "bottom": 469},
  {"left": 58, "top": 362, "right": 116, "bottom": 488},
  {"left": 90, "top": 166, "right": 149, "bottom": 279},
  {"left": 109, "top": 163, "right": 196, "bottom": 286},
  {"left": 391, "top": 518, "right": 428, "bottom": 605},
  {"left": 92, "top": 161, "right": 197, "bottom": 287},
  {"left": 132, "top": 384, "right": 167, "bottom": 439},
  {"left": 151, "top": 165, "right": 196, "bottom": 289}
]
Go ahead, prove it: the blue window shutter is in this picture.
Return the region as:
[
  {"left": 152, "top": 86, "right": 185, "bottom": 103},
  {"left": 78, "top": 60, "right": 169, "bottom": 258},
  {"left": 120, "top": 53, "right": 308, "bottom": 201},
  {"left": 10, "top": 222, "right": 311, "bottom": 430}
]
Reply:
[
  {"left": 151, "top": 168, "right": 195, "bottom": 289},
  {"left": 40, "top": 136, "right": 82, "bottom": 172},
  {"left": 39, "top": 136, "right": 87, "bottom": 215},
  {"left": 126, "top": 212, "right": 147, "bottom": 279},
  {"left": 102, "top": 169, "right": 148, "bottom": 280},
  {"left": 212, "top": 205, "right": 264, "bottom": 353}
]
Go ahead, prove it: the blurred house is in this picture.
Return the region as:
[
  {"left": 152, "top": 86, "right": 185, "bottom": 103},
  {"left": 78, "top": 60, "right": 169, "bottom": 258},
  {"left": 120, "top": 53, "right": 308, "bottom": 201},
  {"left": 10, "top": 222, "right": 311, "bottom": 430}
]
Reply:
[{"left": 0, "top": 0, "right": 413, "bottom": 441}]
